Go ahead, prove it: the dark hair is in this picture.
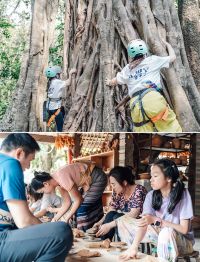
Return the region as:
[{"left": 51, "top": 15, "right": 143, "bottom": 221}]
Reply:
[
  {"left": 31, "top": 171, "right": 52, "bottom": 191},
  {"left": 26, "top": 184, "right": 43, "bottom": 202},
  {"left": 0, "top": 133, "right": 40, "bottom": 158},
  {"left": 109, "top": 166, "right": 135, "bottom": 186},
  {"left": 152, "top": 159, "right": 185, "bottom": 214},
  {"left": 133, "top": 53, "right": 144, "bottom": 61},
  {"left": 46, "top": 78, "right": 53, "bottom": 92},
  {"left": 129, "top": 54, "right": 146, "bottom": 70}
]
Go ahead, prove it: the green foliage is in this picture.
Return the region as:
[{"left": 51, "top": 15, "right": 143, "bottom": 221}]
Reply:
[
  {"left": 0, "top": 0, "right": 30, "bottom": 120},
  {"left": 0, "top": 101, "right": 9, "bottom": 120}
]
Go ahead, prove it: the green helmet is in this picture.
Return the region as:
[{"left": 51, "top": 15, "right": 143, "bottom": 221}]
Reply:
[
  {"left": 127, "top": 39, "right": 148, "bottom": 59},
  {"left": 45, "top": 65, "right": 62, "bottom": 78}
]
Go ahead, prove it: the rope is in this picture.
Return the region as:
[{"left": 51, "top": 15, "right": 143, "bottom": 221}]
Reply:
[{"left": 144, "top": 0, "right": 147, "bottom": 45}]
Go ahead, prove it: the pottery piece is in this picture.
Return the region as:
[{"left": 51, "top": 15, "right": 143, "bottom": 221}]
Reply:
[
  {"left": 152, "top": 134, "right": 163, "bottom": 147},
  {"left": 180, "top": 140, "right": 185, "bottom": 149},
  {"left": 112, "top": 139, "right": 119, "bottom": 151},
  {"left": 173, "top": 158, "right": 180, "bottom": 165},
  {"left": 163, "top": 141, "right": 171, "bottom": 148},
  {"left": 103, "top": 239, "right": 111, "bottom": 248},
  {"left": 140, "top": 174, "right": 150, "bottom": 179},
  {"left": 179, "top": 155, "right": 187, "bottom": 161},
  {"left": 144, "top": 158, "right": 149, "bottom": 164},
  {"left": 77, "top": 249, "right": 101, "bottom": 257},
  {"left": 172, "top": 138, "right": 180, "bottom": 149},
  {"left": 86, "top": 227, "right": 98, "bottom": 234},
  {"left": 181, "top": 160, "right": 187, "bottom": 165}
]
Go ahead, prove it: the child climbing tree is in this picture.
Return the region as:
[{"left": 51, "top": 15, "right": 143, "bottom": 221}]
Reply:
[{"left": 1, "top": 0, "right": 200, "bottom": 132}]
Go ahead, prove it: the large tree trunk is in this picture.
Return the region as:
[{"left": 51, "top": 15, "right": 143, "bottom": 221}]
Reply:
[
  {"left": 61, "top": 0, "right": 200, "bottom": 132},
  {"left": 1, "top": 0, "right": 200, "bottom": 132},
  {"left": 0, "top": 0, "right": 59, "bottom": 132},
  {"left": 178, "top": 0, "right": 200, "bottom": 92}
]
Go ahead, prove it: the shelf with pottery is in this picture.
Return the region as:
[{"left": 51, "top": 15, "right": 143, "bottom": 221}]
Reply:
[{"left": 139, "top": 147, "right": 189, "bottom": 153}]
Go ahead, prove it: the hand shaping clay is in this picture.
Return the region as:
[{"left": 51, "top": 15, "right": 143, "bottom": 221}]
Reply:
[
  {"left": 103, "top": 238, "right": 111, "bottom": 248},
  {"left": 77, "top": 249, "right": 101, "bottom": 257}
]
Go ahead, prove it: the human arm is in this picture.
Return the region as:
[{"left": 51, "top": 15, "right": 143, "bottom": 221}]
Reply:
[
  {"left": 105, "top": 77, "right": 117, "bottom": 86},
  {"left": 29, "top": 206, "right": 37, "bottom": 213},
  {"left": 135, "top": 213, "right": 190, "bottom": 235},
  {"left": 62, "top": 184, "right": 83, "bottom": 223},
  {"left": 65, "top": 68, "right": 77, "bottom": 86},
  {"left": 162, "top": 40, "right": 176, "bottom": 63},
  {"left": 6, "top": 199, "right": 42, "bottom": 228},
  {"left": 93, "top": 206, "right": 117, "bottom": 230},
  {"left": 119, "top": 226, "right": 147, "bottom": 261},
  {"left": 96, "top": 207, "right": 140, "bottom": 237},
  {"left": 51, "top": 187, "right": 72, "bottom": 222},
  {"left": 34, "top": 209, "right": 47, "bottom": 218},
  {"left": 46, "top": 205, "right": 62, "bottom": 213}
]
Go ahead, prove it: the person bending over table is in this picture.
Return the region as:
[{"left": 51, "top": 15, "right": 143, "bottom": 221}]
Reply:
[{"left": 31, "top": 160, "right": 107, "bottom": 231}]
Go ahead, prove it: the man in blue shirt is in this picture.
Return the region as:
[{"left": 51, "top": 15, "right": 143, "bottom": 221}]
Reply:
[{"left": 0, "top": 133, "right": 73, "bottom": 262}]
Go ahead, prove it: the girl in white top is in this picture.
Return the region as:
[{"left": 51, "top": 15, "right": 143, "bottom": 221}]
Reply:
[
  {"left": 45, "top": 66, "right": 77, "bottom": 131},
  {"left": 105, "top": 39, "right": 182, "bottom": 132},
  {"left": 26, "top": 184, "right": 63, "bottom": 219}
]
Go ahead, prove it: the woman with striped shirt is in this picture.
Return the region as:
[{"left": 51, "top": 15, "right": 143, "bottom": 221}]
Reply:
[{"left": 31, "top": 161, "right": 107, "bottom": 231}]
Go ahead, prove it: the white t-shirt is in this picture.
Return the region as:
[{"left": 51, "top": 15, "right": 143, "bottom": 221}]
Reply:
[
  {"left": 31, "top": 200, "right": 42, "bottom": 209},
  {"left": 47, "top": 79, "right": 66, "bottom": 110},
  {"left": 31, "top": 193, "right": 63, "bottom": 210},
  {"left": 116, "top": 55, "right": 170, "bottom": 97}
]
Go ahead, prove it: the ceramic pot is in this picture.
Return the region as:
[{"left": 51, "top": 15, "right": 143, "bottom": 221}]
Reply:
[
  {"left": 180, "top": 140, "right": 185, "bottom": 149},
  {"left": 173, "top": 158, "right": 180, "bottom": 165},
  {"left": 140, "top": 173, "right": 150, "bottom": 179},
  {"left": 179, "top": 174, "right": 184, "bottom": 180},
  {"left": 181, "top": 160, "right": 187, "bottom": 165},
  {"left": 172, "top": 138, "right": 180, "bottom": 149},
  {"left": 152, "top": 134, "right": 163, "bottom": 147},
  {"left": 163, "top": 141, "right": 171, "bottom": 148},
  {"left": 144, "top": 157, "right": 149, "bottom": 164},
  {"left": 179, "top": 155, "right": 187, "bottom": 161}
]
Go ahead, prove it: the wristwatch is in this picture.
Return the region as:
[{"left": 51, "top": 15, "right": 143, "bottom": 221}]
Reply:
[{"left": 154, "top": 217, "right": 162, "bottom": 226}]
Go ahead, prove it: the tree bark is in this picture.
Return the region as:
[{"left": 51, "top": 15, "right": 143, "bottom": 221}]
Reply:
[
  {"left": 0, "top": 0, "right": 59, "bottom": 132},
  {"left": 61, "top": 0, "right": 200, "bottom": 132},
  {"left": 1, "top": 0, "right": 200, "bottom": 131},
  {"left": 178, "top": 0, "right": 200, "bottom": 92}
]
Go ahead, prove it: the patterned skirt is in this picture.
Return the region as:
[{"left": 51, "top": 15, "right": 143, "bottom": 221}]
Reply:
[{"left": 73, "top": 167, "right": 107, "bottom": 231}]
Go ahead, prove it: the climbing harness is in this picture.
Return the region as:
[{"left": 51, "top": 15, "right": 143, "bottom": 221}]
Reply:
[
  {"left": 130, "top": 83, "right": 168, "bottom": 131},
  {"left": 43, "top": 97, "right": 62, "bottom": 131},
  {"left": 47, "top": 108, "right": 61, "bottom": 128}
]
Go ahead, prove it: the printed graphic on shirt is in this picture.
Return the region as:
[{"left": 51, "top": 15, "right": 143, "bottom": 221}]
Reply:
[
  {"left": 0, "top": 208, "right": 14, "bottom": 225},
  {"left": 129, "top": 67, "right": 149, "bottom": 80},
  {"left": 49, "top": 87, "right": 55, "bottom": 95}
]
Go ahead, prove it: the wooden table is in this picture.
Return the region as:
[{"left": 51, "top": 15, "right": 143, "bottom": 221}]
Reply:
[{"left": 65, "top": 238, "right": 167, "bottom": 262}]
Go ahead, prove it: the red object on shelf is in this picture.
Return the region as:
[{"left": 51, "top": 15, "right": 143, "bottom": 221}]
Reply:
[{"left": 68, "top": 149, "right": 72, "bottom": 164}]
